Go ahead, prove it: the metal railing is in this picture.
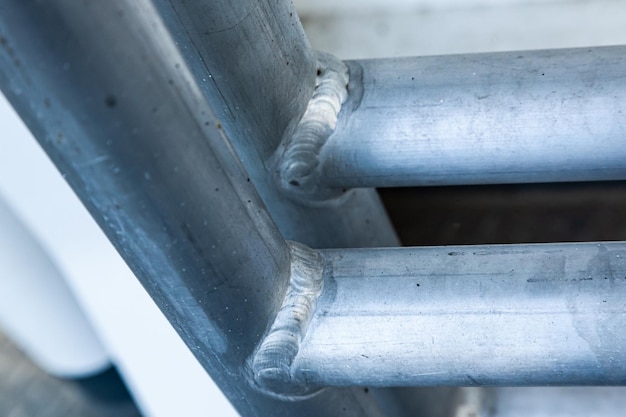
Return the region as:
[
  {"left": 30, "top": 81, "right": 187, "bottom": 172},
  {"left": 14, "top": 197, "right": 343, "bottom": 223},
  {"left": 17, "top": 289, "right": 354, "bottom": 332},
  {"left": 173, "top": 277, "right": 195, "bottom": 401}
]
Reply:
[{"left": 1, "top": 0, "right": 624, "bottom": 415}]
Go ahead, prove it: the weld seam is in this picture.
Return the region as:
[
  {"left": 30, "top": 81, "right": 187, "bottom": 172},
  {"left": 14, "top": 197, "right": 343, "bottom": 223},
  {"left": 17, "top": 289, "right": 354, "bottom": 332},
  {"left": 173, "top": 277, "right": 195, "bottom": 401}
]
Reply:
[
  {"left": 251, "top": 241, "right": 324, "bottom": 399},
  {"left": 275, "top": 51, "right": 349, "bottom": 201}
]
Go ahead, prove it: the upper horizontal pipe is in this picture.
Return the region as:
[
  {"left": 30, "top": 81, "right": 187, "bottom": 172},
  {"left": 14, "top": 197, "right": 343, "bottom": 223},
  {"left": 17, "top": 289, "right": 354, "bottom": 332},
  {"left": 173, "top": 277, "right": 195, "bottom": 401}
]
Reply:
[
  {"left": 292, "top": 241, "right": 626, "bottom": 387},
  {"left": 320, "top": 46, "right": 626, "bottom": 188}
]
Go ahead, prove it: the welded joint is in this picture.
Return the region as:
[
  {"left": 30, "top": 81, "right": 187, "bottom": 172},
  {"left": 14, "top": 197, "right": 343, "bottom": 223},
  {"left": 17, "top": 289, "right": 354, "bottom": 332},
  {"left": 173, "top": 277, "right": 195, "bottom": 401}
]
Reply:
[
  {"left": 273, "top": 51, "right": 349, "bottom": 203},
  {"left": 250, "top": 241, "right": 324, "bottom": 399}
]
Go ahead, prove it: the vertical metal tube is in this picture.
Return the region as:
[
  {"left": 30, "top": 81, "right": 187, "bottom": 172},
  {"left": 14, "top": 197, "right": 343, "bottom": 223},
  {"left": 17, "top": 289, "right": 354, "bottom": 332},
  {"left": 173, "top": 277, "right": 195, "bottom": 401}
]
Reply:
[
  {"left": 0, "top": 1, "right": 382, "bottom": 415},
  {"left": 154, "top": 0, "right": 398, "bottom": 248}
]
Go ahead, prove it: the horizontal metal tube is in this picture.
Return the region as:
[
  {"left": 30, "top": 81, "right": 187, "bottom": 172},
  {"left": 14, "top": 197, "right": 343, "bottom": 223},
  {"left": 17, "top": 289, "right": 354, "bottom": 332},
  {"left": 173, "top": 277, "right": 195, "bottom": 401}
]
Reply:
[
  {"left": 320, "top": 46, "right": 626, "bottom": 188},
  {"left": 294, "top": 242, "right": 626, "bottom": 386}
]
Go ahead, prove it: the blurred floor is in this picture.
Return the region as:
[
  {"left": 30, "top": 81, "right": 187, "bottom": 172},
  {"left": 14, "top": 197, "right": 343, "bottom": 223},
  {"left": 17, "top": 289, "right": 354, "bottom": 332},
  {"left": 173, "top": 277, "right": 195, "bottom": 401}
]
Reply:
[{"left": 0, "top": 331, "right": 141, "bottom": 417}]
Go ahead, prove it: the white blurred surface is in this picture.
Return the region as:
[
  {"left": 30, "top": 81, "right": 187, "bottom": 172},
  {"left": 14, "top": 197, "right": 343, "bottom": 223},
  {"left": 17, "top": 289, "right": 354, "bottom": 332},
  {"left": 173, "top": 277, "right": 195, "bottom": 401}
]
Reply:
[
  {"left": 296, "top": 0, "right": 626, "bottom": 59},
  {"left": 0, "top": 198, "right": 109, "bottom": 377},
  {"left": 0, "top": 92, "right": 237, "bottom": 417},
  {"left": 294, "top": 0, "right": 579, "bottom": 15}
]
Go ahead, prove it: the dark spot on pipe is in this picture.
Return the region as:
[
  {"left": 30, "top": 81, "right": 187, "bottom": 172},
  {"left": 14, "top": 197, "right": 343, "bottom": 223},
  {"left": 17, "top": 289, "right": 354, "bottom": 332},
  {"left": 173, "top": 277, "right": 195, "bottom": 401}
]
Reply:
[
  {"left": 467, "top": 374, "right": 479, "bottom": 385},
  {"left": 289, "top": 180, "right": 300, "bottom": 187},
  {"left": 105, "top": 95, "right": 117, "bottom": 108}
]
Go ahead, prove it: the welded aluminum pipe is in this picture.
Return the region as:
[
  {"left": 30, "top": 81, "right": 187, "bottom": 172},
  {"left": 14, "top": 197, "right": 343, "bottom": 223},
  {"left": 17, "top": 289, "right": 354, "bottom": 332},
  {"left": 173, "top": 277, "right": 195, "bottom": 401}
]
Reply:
[
  {"left": 0, "top": 1, "right": 379, "bottom": 415},
  {"left": 154, "top": 0, "right": 397, "bottom": 248},
  {"left": 292, "top": 242, "right": 626, "bottom": 387},
  {"left": 320, "top": 46, "right": 626, "bottom": 188}
]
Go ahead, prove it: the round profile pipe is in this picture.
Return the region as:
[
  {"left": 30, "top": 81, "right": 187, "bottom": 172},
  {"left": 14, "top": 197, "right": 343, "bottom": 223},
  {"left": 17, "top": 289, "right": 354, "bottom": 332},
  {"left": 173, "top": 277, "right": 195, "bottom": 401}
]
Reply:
[{"left": 321, "top": 47, "right": 626, "bottom": 188}]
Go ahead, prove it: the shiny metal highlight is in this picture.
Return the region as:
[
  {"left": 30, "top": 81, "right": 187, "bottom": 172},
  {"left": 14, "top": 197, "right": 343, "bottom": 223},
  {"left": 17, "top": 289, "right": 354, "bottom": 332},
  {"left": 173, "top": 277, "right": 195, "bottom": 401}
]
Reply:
[
  {"left": 275, "top": 52, "right": 349, "bottom": 201},
  {"left": 294, "top": 242, "right": 626, "bottom": 387},
  {"left": 320, "top": 46, "right": 626, "bottom": 188},
  {"left": 252, "top": 242, "right": 324, "bottom": 399}
]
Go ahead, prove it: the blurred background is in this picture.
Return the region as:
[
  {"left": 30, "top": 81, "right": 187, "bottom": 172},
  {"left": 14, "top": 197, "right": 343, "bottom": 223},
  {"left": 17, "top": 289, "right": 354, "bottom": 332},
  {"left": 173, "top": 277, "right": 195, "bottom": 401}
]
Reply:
[{"left": 2, "top": 0, "right": 626, "bottom": 416}]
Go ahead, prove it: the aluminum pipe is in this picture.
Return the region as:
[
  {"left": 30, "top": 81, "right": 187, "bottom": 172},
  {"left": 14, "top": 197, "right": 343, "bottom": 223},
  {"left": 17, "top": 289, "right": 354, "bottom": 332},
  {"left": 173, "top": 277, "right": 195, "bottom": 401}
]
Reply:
[
  {"left": 0, "top": 1, "right": 381, "bottom": 415},
  {"left": 291, "top": 242, "right": 626, "bottom": 387},
  {"left": 320, "top": 46, "right": 626, "bottom": 188},
  {"left": 154, "top": 0, "right": 397, "bottom": 248}
]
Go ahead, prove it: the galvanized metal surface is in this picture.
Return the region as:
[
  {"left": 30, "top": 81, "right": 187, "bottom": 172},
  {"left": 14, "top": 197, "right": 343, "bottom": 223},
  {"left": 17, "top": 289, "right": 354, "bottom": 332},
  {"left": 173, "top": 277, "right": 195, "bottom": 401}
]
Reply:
[
  {"left": 319, "top": 46, "right": 626, "bottom": 188},
  {"left": 0, "top": 1, "right": 385, "bottom": 415},
  {"left": 274, "top": 52, "right": 350, "bottom": 201},
  {"left": 285, "top": 242, "right": 626, "bottom": 387},
  {"left": 154, "top": 0, "right": 397, "bottom": 248},
  {"left": 4, "top": 0, "right": 626, "bottom": 415},
  {"left": 251, "top": 242, "right": 325, "bottom": 399}
]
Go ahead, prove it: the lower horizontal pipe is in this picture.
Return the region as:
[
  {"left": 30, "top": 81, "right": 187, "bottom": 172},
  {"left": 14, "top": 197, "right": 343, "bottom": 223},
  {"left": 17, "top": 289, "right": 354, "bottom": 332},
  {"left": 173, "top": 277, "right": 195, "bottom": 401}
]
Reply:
[
  {"left": 320, "top": 46, "right": 626, "bottom": 188},
  {"left": 293, "top": 242, "right": 626, "bottom": 387}
]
